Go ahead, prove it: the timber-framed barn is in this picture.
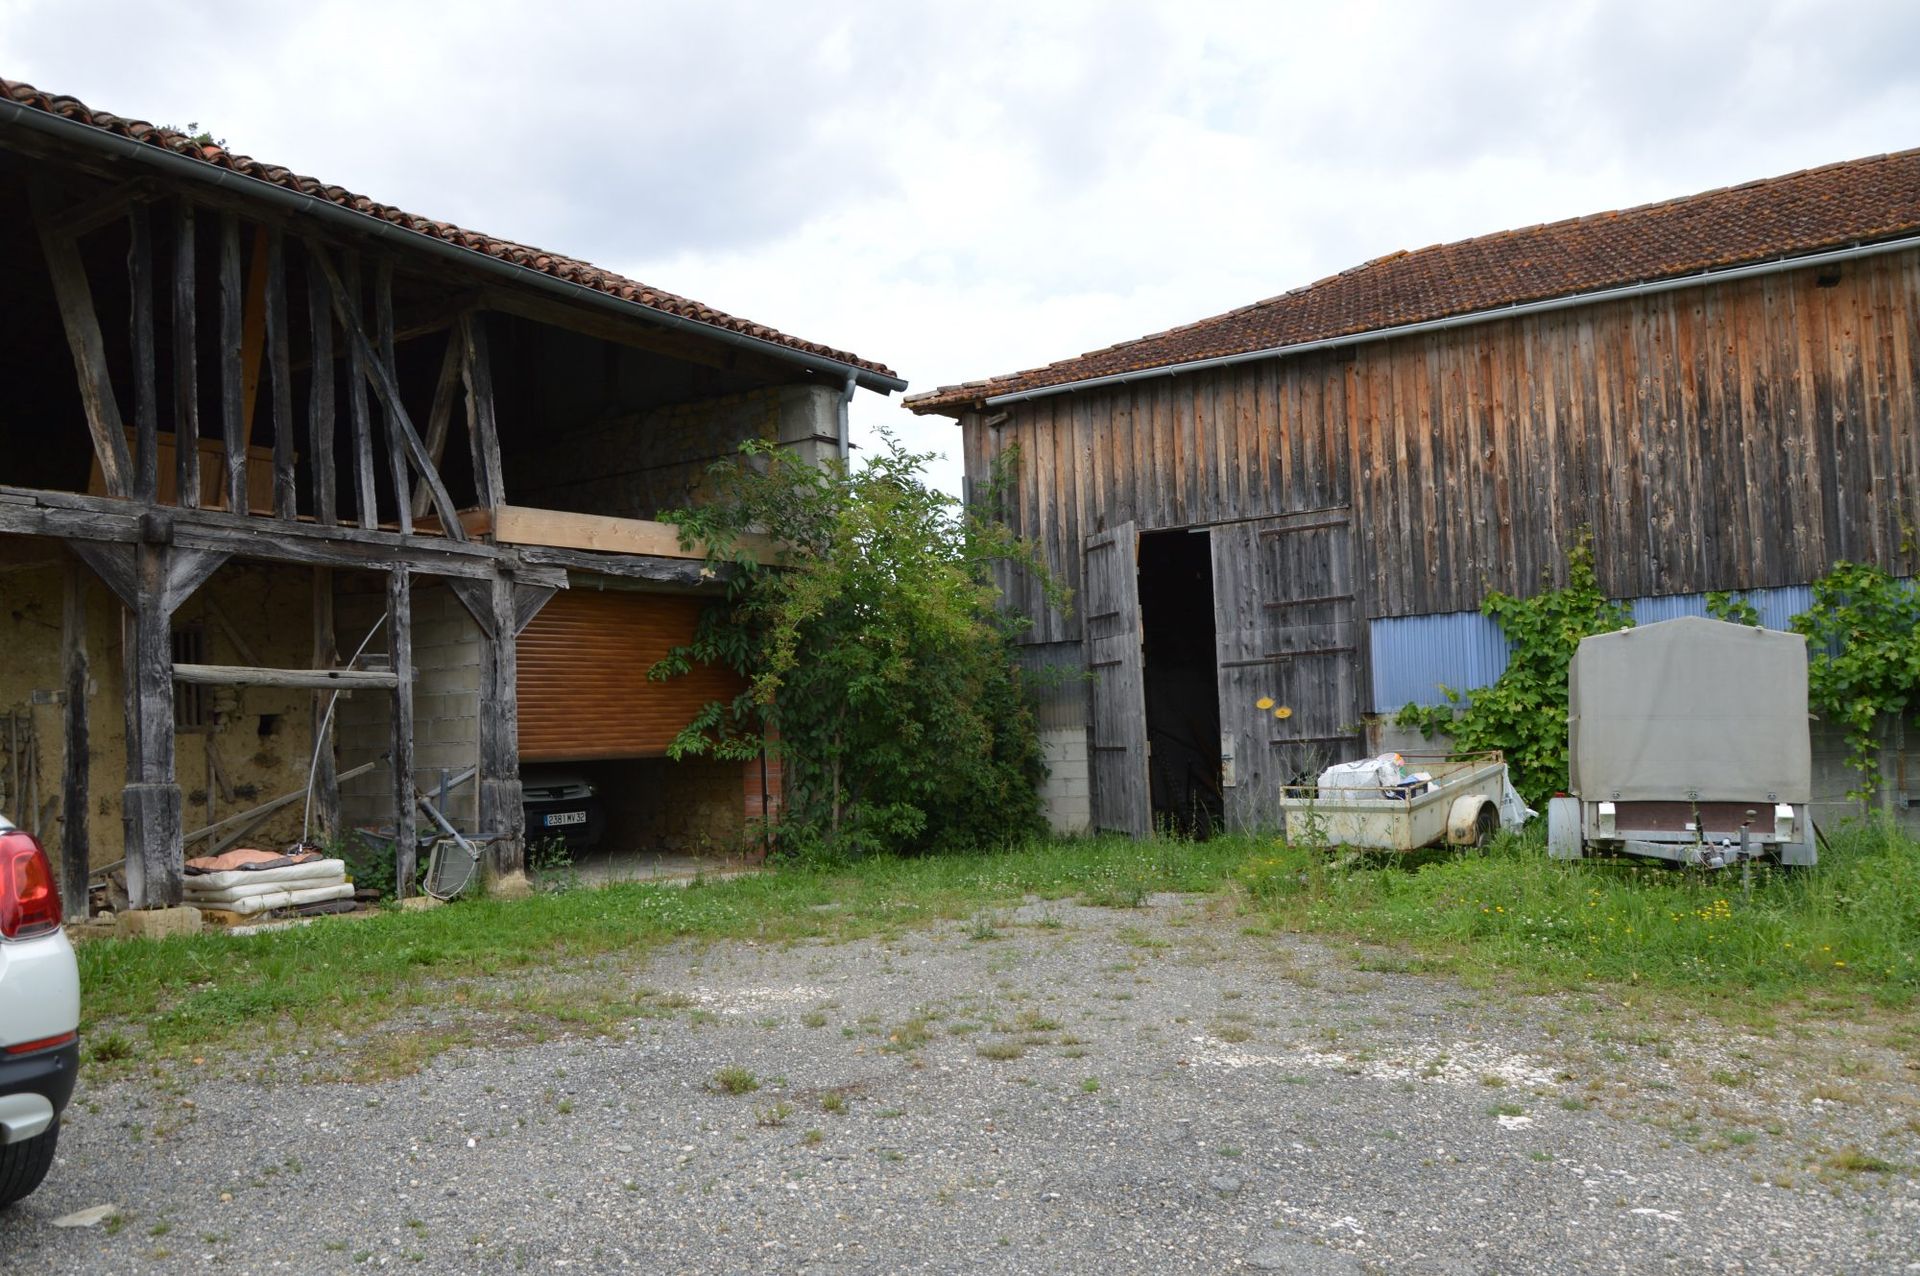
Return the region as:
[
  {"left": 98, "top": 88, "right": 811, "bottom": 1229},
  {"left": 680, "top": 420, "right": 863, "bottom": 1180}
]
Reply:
[
  {"left": 0, "top": 79, "right": 902, "bottom": 912},
  {"left": 909, "top": 152, "right": 1920, "bottom": 839}
]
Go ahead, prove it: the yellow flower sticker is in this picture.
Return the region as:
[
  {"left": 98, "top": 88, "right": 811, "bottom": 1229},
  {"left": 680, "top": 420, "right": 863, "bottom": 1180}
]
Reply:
[
  {"left": 1256, "top": 697, "right": 1274, "bottom": 710},
  {"left": 1273, "top": 706, "right": 1293, "bottom": 720}
]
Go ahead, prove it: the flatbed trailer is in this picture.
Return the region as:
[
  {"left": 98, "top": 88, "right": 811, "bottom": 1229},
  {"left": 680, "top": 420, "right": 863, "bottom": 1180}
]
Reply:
[{"left": 1277, "top": 752, "right": 1511, "bottom": 852}]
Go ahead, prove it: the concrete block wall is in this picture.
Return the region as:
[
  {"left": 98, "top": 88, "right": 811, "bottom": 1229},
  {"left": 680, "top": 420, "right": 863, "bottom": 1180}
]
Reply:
[
  {"left": 1038, "top": 727, "right": 1091, "bottom": 835},
  {"left": 334, "top": 576, "right": 481, "bottom": 836}
]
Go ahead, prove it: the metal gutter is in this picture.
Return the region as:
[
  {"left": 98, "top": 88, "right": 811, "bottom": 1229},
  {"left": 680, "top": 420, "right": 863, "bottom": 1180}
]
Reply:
[
  {"left": 977, "top": 233, "right": 1920, "bottom": 408},
  {"left": 0, "top": 100, "right": 908, "bottom": 395}
]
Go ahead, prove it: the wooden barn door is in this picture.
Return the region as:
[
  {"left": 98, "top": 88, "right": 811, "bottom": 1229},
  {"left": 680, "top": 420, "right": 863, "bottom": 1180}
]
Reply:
[
  {"left": 1082, "top": 522, "right": 1151, "bottom": 837},
  {"left": 1212, "top": 508, "right": 1365, "bottom": 832}
]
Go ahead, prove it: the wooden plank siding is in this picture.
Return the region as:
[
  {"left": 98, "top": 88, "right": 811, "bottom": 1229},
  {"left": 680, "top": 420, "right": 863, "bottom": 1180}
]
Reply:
[{"left": 963, "top": 250, "right": 1920, "bottom": 641}]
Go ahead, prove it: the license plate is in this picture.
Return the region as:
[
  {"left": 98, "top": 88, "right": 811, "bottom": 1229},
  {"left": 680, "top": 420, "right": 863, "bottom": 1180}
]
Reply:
[{"left": 544, "top": 811, "right": 587, "bottom": 827}]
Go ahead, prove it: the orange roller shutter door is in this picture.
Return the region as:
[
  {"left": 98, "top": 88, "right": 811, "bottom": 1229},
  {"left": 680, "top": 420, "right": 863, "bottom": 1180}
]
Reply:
[{"left": 516, "top": 589, "right": 744, "bottom": 762}]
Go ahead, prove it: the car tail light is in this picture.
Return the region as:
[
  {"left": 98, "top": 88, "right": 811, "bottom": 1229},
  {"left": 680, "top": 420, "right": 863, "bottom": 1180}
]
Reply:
[{"left": 0, "top": 829, "right": 62, "bottom": 940}]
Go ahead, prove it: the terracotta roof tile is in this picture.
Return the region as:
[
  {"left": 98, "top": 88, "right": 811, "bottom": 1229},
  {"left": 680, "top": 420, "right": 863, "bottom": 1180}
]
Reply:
[
  {"left": 2, "top": 78, "right": 897, "bottom": 383},
  {"left": 908, "top": 149, "right": 1920, "bottom": 413}
]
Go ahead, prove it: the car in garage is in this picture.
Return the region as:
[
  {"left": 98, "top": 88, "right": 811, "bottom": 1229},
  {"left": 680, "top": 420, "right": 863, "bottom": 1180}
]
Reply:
[
  {"left": 0, "top": 813, "right": 79, "bottom": 1208},
  {"left": 520, "top": 770, "right": 606, "bottom": 853}
]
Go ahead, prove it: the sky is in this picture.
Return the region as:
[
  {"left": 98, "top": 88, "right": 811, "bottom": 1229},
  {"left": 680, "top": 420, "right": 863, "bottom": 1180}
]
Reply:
[{"left": 4, "top": 0, "right": 1917, "bottom": 494}]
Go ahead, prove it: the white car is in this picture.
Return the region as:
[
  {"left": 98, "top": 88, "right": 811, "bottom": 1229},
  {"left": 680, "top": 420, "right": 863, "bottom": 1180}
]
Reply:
[{"left": 0, "top": 814, "right": 78, "bottom": 1208}]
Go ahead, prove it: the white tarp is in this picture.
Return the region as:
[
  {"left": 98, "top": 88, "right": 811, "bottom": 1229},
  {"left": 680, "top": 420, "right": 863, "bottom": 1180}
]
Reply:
[{"left": 1568, "top": 617, "right": 1811, "bottom": 803}]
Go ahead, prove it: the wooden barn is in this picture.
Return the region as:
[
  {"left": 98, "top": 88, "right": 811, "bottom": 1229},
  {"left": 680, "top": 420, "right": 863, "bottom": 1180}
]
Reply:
[
  {"left": 0, "top": 79, "right": 901, "bottom": 914},
  {"left": 908, "top": 152, "right": 1920, "bottom": 839}
]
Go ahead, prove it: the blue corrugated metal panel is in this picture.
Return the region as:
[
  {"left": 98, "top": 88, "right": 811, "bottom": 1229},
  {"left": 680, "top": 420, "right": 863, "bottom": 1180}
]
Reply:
[
  {"left": 1369, "top": 611, "right": 1511, "bottom": 711},
  {"left": 1369, "top": 585, "right": 1822, "bottom": 713}
]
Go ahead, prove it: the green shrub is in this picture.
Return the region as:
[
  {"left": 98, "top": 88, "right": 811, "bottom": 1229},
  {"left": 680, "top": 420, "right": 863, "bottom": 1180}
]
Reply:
[
  {"left": 1790, "top": 562, "right": 1920, "bottom": 799},
  {"left": 655, "top": 433, "right": 1054, "bottom": 859},
  {"left": 1397, "top": 534, "right": 1632, "bottom": 805}
]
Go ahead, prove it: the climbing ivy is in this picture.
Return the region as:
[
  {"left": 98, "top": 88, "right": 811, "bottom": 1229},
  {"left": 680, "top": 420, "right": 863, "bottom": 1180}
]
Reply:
[
  {"left": 1705, "top": 590, "right": 1762, "bottom": 626},
  {"left": 1396, "top": 536, "right": 1633, "bottom": 806},
  {"left": 1789, "top": 561, "right": 1920, "bottom": 799}
]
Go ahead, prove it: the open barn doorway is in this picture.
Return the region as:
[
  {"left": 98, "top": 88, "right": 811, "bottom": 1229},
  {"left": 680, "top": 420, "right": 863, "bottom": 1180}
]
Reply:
[{"left": 1138, "top": 529, "right": 1223, "bottom": 837}]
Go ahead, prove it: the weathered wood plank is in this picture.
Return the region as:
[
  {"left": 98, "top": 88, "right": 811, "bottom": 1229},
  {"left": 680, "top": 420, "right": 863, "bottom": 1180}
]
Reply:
[
  {"left": 306, "top": 245, "right": 337, "bottom": 527},
  {"left": 265, "top": 229, "right": 297, "bottom": 519},
  {"left": 218, "top": 213, "right": 248, "bottom": 514},
  {"left": 172, "top": 202, "right": 200, "bottom": 510},
  {"left": 30, "top": 178, "right": 133, "bottom": 496},
  {"left": 329, "top": 254, "right": 380, "bottom": 530},
  {"left": 128, "top": 203, "right": 160, "bottom": 504},
  {"left": 59, "top": 560, "right": 90, "bottom": 913},
  {"left": 309, "top": 568, "right": 341, "bottom": 845},
  {"left": 461, "top": 314, "right": 506, "bottom": 512},
  {"left": 376, "top": 258, "right": 412, "bottom": 534},
  {"left": 388, "top": 565, "right": 418, "bottom": 897}
]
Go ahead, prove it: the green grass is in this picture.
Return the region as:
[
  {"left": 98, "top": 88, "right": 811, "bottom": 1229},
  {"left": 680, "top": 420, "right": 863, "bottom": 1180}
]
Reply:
[
  {"left": 77, "top": 835, "right": 1245, "bottom": 1054},
  {"left": 1236, "top": 819, "right": 1920, "bottom": 1006},
  {"left": 75, "top": 822, "right": 1919, "bottom": 1064}
]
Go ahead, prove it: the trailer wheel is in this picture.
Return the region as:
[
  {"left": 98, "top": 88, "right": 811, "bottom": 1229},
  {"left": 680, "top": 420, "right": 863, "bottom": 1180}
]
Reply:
[
  {"left": 1473, "top": 803, "right": 1499, "bottom": 848},
  {"left": 1446, "top": 796, "right": 1497, "bottom": 849}
]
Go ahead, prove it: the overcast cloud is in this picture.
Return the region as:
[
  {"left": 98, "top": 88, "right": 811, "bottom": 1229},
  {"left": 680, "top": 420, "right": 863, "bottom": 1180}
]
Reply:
[{"left": 4, "top": 0, "right": 1916, "bottom": 492}]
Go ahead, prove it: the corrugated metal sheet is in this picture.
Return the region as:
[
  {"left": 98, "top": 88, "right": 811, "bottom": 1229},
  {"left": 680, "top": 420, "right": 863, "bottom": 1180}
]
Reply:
[
  {"left": 1369, "top": 585, "right": 1822, "bottom": 713},
  {"left": 1369, "top": 611, "right": 1514, "bottom": 711}
]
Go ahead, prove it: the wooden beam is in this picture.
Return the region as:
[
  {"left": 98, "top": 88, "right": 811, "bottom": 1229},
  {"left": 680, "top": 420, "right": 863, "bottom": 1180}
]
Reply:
[
  {"left": 511, "top": 582, "right": 557, "bottom": 636},
  {"left": 123, "top": 542, "right": 183, "bottom": 908},
  {"left": 161, "top": 547, "right": 228, "bottom": 616},
  {"left": 66, "top": 539, "right": 137, "bottom": 609},
  {"left": 128, "top": 203, "right": 160, "bottom": 504},
  {"left": 180, "top": 761, "right": 376, "bottom": 851},
  {"left": 310, "top": 247, "right": 465, "bottom": 539},
  {"left": 12, "top": 485, "right": 568, "bottom": 584},
  {"left": 239, "top": 226, "right": 269, "bottom": 441},
  {"left": 409, "top": 330, "right": 466, "bottom": 521},
  {"left": 388, "top": 565, "right": 418, "bottom": 898},
  {"left": 306, "top": 244, "right": 337, "bottom": 527},
  {"left": 59, "top": 561, "right": 91, "bottom": 916},
  {"left": 310, "top": 568, "right": 340, "bottom": 845},
  {"left": 333, "top": 251, "right": 380, "bottom": 530},
  {"left": 46, "top": 179, "right": 150, "bottom": 241},
  {"left": 29, "top": 178, "right": 132, "bottom": 496},
  {"left": 476, "top": 503, "right": 771, "bottom": 561},
  {"left": 461, "top": 313, "right": 506, "bottom": 511},
  {"left": 512, "top": 543, "right": 727, "bottom": 587},
  {"left": 264, "top": 229, "right": 297, "bottom": 519},
  {"left": 172, "top": 201, "right": 201, "bottom": 510},
  {"left": 476, "top": 574, "right": 525, "bottom": 881},
  {"left": 483, "top": 288, "right": 805, "bottom": 385},
  {"left": 172, "top": 662, "right": 399, "bottom": 690},
  {"left": 444, "top": 577, "right": 494, "bottom": 639},
  {"left": 218, "top": 213, "right": 248, "bottom": 514},
  {"left": 376, "top": 258, "right": 411, "bottom": 534}
]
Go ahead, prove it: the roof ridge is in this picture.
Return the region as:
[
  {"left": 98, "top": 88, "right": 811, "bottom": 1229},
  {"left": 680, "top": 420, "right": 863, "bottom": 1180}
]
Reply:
[
  {"left": 2, "top": 77, "right": 898, "bottom": 382},
  {"left": 909, "top": 147, "right": 1920, "bottom": 410}
]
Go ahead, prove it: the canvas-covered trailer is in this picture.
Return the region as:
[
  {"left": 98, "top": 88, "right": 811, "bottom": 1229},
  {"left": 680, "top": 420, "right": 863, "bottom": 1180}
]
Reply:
[
  {"left": 1547, "top": 617, "right": 1817, "bottom": 867},
  {"left": 1277, "top": 753, "right": 1512, "bottom": 852}
]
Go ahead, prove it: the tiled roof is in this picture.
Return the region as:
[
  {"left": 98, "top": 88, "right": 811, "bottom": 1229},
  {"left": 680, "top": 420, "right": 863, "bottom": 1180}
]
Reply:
[
  {"left": 2, "top": 78, "right": 899, "bottom": 383},
  {"left": 907, "top": 148, "right": 1920, "bottom": 414}
]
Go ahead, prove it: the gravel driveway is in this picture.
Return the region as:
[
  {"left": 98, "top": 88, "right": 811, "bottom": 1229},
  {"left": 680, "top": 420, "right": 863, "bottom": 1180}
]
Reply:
[{"left": 5, "top": 893, "right": 1918, "bottom": 1273}]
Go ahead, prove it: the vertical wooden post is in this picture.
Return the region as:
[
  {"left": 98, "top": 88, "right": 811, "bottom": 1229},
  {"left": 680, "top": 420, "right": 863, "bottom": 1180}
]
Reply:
[
  {"left": 128, "top": 203, "right": 159, "bottom": 504},
  {"left": 461, "top": 314, "right": 506, "bottom": 513},
  {"left": 173, "top": 201, "right": 200, "bottom": 509},
  {"left": 339, "top": 254, "right": 379, "bottom": 530},
  {"left": 475, "top": 572, "right": 525, "bottom": 882},
  {"left": 306, "top": 246, "right": 337, "bottom": 527},
  {"left": 374, "top": 259, "right": 411, "bottom": 533},
  {"left": 122, "top": 543, "right": 183, "bottom": 909},
  {"left": 265, "top": 229, "right": 296, "bottom": 520},
  {"left": 218, "top": 213, "right": 247, "bottom": 514},
  {"left": 59, "top": 562, "right": 91, "bottom": 917},
  {"left": 309, "top": 568, "right": 340, "bottom": 845},
  {"left": 387, "top": 565, "right": 417, "bottom": 896}
]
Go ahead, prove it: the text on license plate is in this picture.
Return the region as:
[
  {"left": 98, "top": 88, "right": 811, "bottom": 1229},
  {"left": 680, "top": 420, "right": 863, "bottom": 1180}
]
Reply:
[{"left": 544, "top": 811, "right": 588, "bottom": 827}]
